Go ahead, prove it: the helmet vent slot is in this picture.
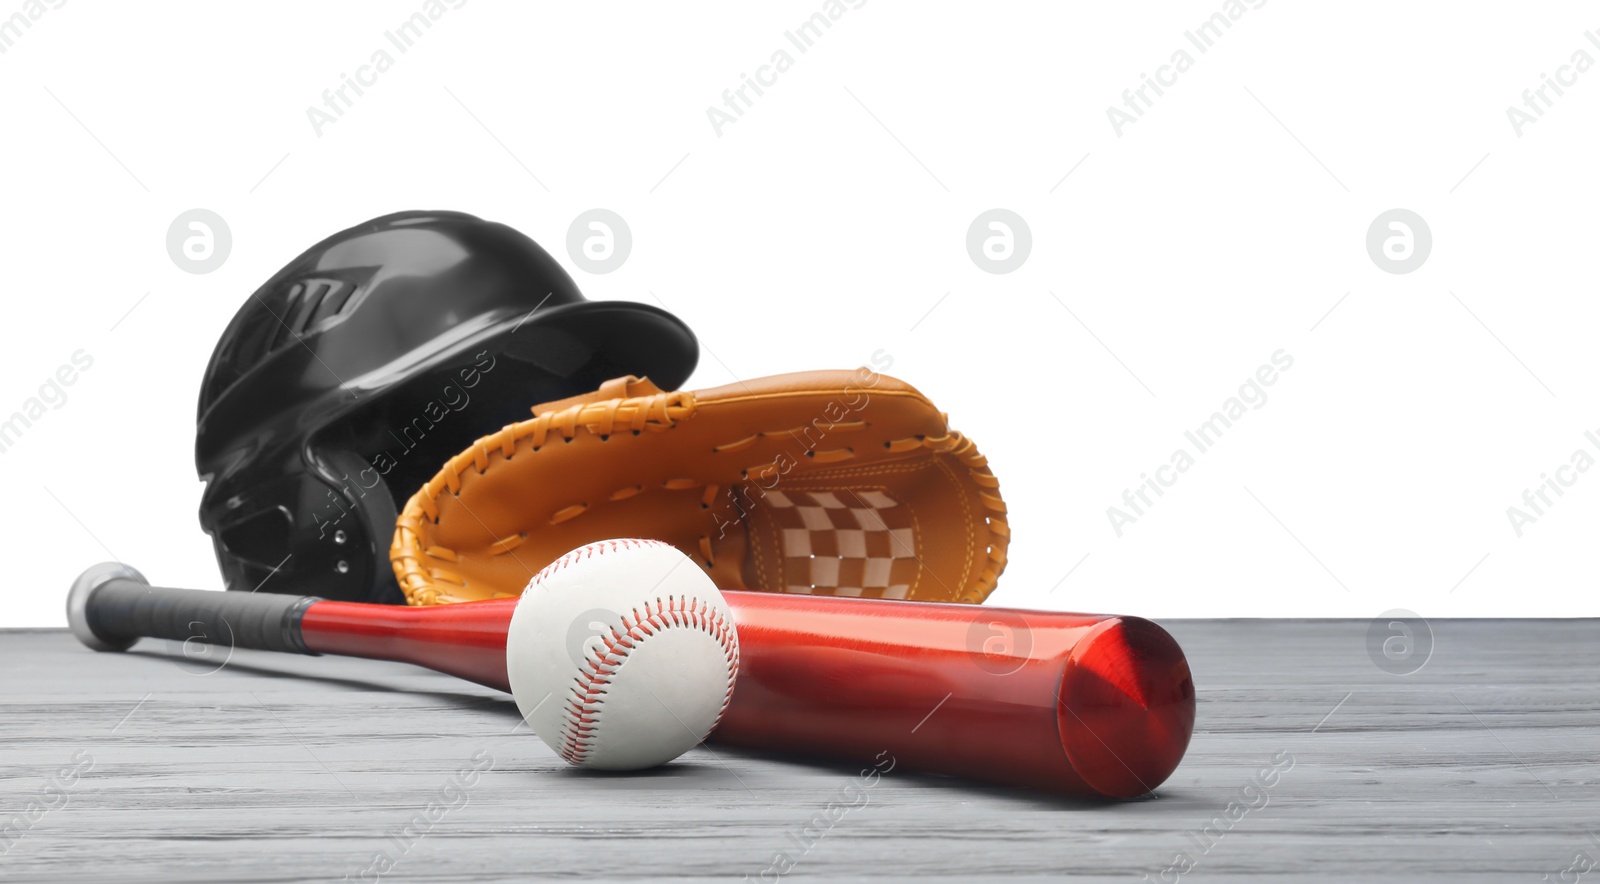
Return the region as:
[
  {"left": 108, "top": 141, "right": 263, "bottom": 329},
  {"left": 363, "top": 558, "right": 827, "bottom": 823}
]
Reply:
[
  {"left": 267, "top": 278, "right": 354, "bottom": 352},
  {"left": 217, "top": 506, "right": 294, "bottom": 569}
]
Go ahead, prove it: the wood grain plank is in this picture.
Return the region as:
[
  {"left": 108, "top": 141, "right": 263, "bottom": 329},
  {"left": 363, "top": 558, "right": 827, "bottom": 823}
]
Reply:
[{"left": 1, "top": 620, "right": 1596, "bottom": 882}]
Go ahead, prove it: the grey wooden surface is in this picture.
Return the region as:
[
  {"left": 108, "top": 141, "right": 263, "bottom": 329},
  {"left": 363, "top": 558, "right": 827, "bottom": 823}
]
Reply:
[{"left": 1, "top": 620, "right": 1596, "bottom": 883}]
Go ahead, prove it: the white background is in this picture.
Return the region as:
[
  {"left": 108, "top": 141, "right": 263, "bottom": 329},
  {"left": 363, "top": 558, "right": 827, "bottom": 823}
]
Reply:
[{"left": 2, "top": 1, "right": 1596, "bottom": 627}]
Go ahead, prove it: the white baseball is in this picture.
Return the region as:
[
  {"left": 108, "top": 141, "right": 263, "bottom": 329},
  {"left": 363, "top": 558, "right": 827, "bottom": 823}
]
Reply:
[{"left": 505, "top": 538, "right": 740, "bottom": 770}]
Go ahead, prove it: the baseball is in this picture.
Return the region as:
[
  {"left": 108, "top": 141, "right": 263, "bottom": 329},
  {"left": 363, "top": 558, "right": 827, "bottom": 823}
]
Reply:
[{"left": 505, "top": 538, "right": 741, "bottom": 771}]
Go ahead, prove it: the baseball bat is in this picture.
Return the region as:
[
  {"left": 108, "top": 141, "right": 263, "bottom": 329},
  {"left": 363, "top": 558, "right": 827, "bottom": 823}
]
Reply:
[{"left": 67, "top": 562, "right": 1194, "bottom": 798}]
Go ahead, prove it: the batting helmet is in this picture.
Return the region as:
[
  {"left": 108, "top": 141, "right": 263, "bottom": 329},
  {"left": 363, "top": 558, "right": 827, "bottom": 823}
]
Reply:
[{"left": 196, "top": 210, "right": 697, "bottom": 603}]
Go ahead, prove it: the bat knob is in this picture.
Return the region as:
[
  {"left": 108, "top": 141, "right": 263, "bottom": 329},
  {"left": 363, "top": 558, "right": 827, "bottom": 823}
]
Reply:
[{"left": 67, "top": 562, "right": 148, "bottom": 652}]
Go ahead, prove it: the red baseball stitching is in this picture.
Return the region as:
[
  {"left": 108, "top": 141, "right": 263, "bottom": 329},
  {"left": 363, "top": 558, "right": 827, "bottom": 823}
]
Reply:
[
  {"left": 533, "top": 538, "right": 670, "bottom": 582},
  {"left": 531, "top": 541, "right": 740, "bottom": 767}
]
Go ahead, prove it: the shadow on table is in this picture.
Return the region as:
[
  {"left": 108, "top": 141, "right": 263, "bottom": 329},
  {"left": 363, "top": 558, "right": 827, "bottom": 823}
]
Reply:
[
  {"left": 125, "top": 648, "right": 521, "bottom": 718},
  {"left": 121, "top": 649, "right": 1175, "bottom": 809},
  {"left": 698, "top": 744, "right": 1135, "bottom": 810},
  {"left": 523, "top": 748, "right": 1123, "bottom": 808}
]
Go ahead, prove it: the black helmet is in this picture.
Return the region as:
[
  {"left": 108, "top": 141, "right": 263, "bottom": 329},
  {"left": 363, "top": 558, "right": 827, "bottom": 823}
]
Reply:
[{"left": 196, "top": 210, "right": 697, "bottom": 603}]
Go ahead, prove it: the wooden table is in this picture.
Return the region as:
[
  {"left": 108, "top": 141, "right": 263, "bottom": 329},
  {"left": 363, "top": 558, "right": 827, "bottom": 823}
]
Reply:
[{"left": 1, "top": 620, "right": 1595, "bottom": 882}]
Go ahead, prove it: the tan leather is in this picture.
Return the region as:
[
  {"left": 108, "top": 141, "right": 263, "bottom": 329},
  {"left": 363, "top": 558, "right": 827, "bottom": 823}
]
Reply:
[{"left": 391, "top": 369, "right": 1008, "bottom": 606}]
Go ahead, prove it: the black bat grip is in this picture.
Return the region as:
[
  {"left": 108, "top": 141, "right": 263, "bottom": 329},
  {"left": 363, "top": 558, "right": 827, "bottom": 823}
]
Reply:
[{"left": 67, "top": 562, "right": 318, "bottom": 655}]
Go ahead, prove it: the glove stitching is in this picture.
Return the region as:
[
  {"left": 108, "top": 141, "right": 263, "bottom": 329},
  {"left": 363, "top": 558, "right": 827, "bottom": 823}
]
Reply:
[{"left": 932, "top": 457, "right": 975, "bottom": 602}]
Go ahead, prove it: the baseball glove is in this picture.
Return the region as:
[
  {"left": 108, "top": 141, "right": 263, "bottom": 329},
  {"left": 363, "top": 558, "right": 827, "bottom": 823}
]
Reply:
[{"left": 391, "top": 369, "right": 1007, "bottom": 606}]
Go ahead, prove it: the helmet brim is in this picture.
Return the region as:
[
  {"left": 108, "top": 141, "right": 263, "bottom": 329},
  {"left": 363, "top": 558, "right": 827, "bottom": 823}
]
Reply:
[{"left": 492, "top": 297, "right": 698, "bottom": 393}]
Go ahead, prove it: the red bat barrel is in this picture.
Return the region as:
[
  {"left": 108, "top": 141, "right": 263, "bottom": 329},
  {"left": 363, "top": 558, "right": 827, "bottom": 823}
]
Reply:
[
  {"left": 711, "top": 593, "right": 1193, "bottom": 798},
  {"left": 298, "top": 592, "right": 1194, "bottom": 798},
  {"left": 69, "top": 564, "right": 1194, "bottom": 798}
]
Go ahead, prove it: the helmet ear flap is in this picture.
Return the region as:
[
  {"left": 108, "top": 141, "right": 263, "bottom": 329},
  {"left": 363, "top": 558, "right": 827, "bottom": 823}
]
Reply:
[
  {"left": 306, "top": 449, "right": 405, "bottom": 604},
  {"left": 204, "top": 453, "right": 404, "bottom": 603}
]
